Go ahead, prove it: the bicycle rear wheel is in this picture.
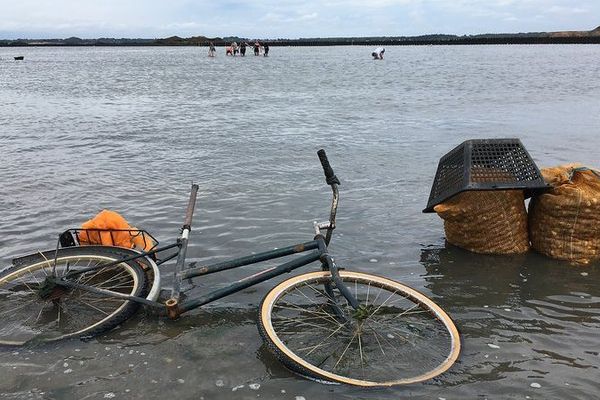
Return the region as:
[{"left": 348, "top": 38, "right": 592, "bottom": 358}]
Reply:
[
  {"left": 0, "top": 246, "right": 147, "bottom": 346},
  {"left": 258, "top": 271, "right": 460, "bottom": 387}
]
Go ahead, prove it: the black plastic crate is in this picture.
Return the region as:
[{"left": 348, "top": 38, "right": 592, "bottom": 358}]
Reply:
[{"left": 423, "top": 138, "right": 549, "bottom": 212}]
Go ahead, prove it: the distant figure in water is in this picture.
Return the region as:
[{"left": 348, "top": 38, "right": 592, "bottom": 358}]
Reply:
[
  {"left": 254, "top": 41, "right": 260, "bottom": 56},
  {"left": 226, "top": 44, "right": 233, "bottom": 56},
  {"left": 208, "top": 42, "right": 216, "bottom": 57},
  {"left": 240, "top": 42, "right": 246, "bottom": 56},
  {"left": 372, "top": 47, "right": 385, "bottom": 60},
  {"left": 232, "top": 42, "right": 239, "bottom": 56},
  {"left": 263, "top": 43, "right": 269, "bottom": 57}
]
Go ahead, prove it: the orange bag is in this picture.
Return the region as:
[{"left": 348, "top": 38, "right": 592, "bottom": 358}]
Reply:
[{"left": 78, "top": 210, "right": 154, "bottom": 251}]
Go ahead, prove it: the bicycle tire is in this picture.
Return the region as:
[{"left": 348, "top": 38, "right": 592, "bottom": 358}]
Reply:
[
  {"left": 258, "top": 271, "right": 460, "bottom": 387},
  {"left": 0, "top": 246, "right": 148, "bottom": 346}
]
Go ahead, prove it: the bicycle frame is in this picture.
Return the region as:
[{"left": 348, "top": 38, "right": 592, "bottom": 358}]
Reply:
[
  {"left": 168, "top": 237, "right": 323, "bottom": 318},
  {"left": 48, "top": 150, "right": 360, "bottom": 318}
]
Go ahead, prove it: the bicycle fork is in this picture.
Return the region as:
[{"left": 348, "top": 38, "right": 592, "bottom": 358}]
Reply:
[{"left": 314, "top": 233, "right": 360, "bottom": 323}]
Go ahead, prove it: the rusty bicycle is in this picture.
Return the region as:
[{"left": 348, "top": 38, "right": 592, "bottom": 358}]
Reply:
[{"left": 0, "top": 150, "right": 460, "bottom": 387}]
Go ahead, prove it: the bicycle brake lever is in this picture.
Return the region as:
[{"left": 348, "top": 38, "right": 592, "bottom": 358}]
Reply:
[{"left": 313, "top": 221, "right": 332, "bottom": 235}]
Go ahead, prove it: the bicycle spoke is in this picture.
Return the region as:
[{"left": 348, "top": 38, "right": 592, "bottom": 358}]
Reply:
[
  {"left": 367, "top": 317, "right": 452, "bottom": 358},
  {"left": 366, "top": 290, "right": 401, "bottom": 320},
  {"left": 79, "top": 260, "right": 114, "bottom": 285},
  {"left": 297, "top": 323, "right": 346, "bottom": 355},
  {"left": 357, "top": 325, "right": 365, "bottom": 374},
  {"left": 383, "top": 303, "right": 421, "bottom": 323},
  {"left": 273, "top": 316, "right": 340, "bottom": 334},
  {"left": 34, "top": 303, "right": 47, "bottom": 324},
  {"left": 367, "top": 326, "right": 412, "bottom": 370},
  {"left": 365, "top": 319, "right": 412, "bottom": 344},
  {"left": 74, "top": 297, "right": 111, "bottom": 316},
  {"left": 288, "top": 288, "right": 342, "bottom": 326},
  {"left": 273, "top": 313, "right": 338, "bottom": 328},
  {"left": 57, "top": 302, "right": 62, "bottom": 326},
  {"left": 36, "top": 251, "right": 52, "bottom": 276},
  {"left": 0, "top": 297, "right": 39, "bottom": 317},
  {"left": 332, "top": 329, "right": 358, "bottom": 371},
  {"left": 369, "top": 286, "right": 384, "bottom": 309},
  {"left": 370, "top": 325, "right": 385, "bottom": 356},
  {"left": 15, "top": 277, "right": 37, "bottom": 294},
  {"left": 274, "top": 303, "right": 343, "bottom": 327},
  {"left": 94, "top": 269, "right": 130, "bottom": 287},
  {"left": 63, "top": 261, "right": 71, "bottom": 277},
  {"left": 27, "top": 269, "right": 41, "bottom": 286},
  {"left": 303, "top": 282, "right": 336, "bottom": 303}
]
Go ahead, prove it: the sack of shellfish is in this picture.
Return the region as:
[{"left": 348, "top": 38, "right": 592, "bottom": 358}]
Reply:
[
  {"left": 434, "top": 190, "right": 529, "bottom": 254},
  {"left": 528, "top": 165, "right": 600, "bottom": 264}
]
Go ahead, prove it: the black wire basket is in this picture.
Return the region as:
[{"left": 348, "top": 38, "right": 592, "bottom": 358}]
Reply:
[{"left": 423, "top": 138, "right": 549, "bottom": 213}]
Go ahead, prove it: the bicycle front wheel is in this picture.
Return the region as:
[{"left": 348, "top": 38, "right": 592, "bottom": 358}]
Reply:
[
  {"left": 258, "top": 271, "right": 460, "bottom": 387},
  {"left": 0, "top": 246, "right": 148, "bottom": 346}
]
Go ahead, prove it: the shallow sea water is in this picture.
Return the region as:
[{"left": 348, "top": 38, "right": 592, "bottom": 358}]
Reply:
[{"left": 1, "top": 45, "right": 599, "bottom": 399}]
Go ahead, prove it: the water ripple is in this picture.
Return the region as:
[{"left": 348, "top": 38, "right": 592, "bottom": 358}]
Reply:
[{"left": 1, "top": 45, "right": 600, "bottom": 399}]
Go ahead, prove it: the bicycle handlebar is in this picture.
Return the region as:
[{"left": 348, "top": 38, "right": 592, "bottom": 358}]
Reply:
[
  {"left": 316, "top": 150, "right": 340, "bottom": 246},
  {"left": 183, "top": 183, "right": 199, "bottom": 231},
  {"left": 317, "top": 149, "right": 340, "bottom": 186}
]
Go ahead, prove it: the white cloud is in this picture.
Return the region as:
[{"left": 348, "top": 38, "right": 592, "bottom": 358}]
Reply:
[
  {"left": 0, "top": 0, "right": 599, "bottom": 38},
  {"left": 546, "top": 6, "right": 587, "bottom": 14},
  {"left": 299, "top": 13, "right": 319, "bottom": 21}
]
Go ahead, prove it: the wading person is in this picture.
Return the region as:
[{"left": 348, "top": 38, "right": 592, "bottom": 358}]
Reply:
[
  {"left": 208, "top": 42, "right": 216, "bottom": 57},
  {"left": 372, "top": 47, "right": 385, "bottom": 60},
  {"left": 264, "top": 43, "right": 269, "bottom": 57},
  {"left": 254, "top": 41, "right": 260, "bottom": 56},
  {"left": 240, "top": 42, "right": 246, "bottom": 56}
]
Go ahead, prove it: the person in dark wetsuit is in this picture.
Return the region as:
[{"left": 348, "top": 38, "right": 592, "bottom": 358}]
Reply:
[
  {"left": 240, "top": 42, "right": 246, "bottom": 56},
  {"left": 254, "top": 41, "right": 260, "bottom": 56},
  {"left": 263, "top": 43, "right": 269, "bottom": 57}
]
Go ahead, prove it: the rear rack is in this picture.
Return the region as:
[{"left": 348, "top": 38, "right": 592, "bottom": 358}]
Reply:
[{"left": 58, "top": 228, "right": 159, "bottom": 251}]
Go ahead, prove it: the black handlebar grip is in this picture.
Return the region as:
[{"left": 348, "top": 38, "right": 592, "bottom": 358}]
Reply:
[{"left": 317, "top": 149, "right": 340, "bottom": 185}]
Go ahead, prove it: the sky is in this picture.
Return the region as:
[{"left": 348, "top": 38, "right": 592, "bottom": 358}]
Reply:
[{"left": 0, "top": 0, "right": 598, "bottom": 39}]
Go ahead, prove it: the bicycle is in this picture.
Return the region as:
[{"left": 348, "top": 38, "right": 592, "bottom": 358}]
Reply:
[{"left": 0, "top": 150, "right": 460, "bottom": 387}]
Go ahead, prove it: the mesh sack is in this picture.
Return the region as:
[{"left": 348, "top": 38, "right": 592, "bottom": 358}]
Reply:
[
  {"left": 79, "top": 210, "right": 155, "bottom": 251},
  {"left": 434, "top": 190, "right": 529, "bottom": 254},
  {"left": 528, "top": 165, "right": 600, "bottom": 264}
]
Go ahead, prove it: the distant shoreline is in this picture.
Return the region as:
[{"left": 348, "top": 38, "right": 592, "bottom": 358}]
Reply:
[
  {"left": 2, "top": 37, "right": 600, "bottom": 47},
  {"left": 2, "top": 27, "right": 599, "bottom": 47}
]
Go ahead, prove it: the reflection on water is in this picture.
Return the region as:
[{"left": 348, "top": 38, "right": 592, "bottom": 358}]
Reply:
[
  {"left": 420, "top": 245, "right": 600, "bottom": 397},
  {"left": 1, "top": 45, "right": 600, "bottom": 399}
]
